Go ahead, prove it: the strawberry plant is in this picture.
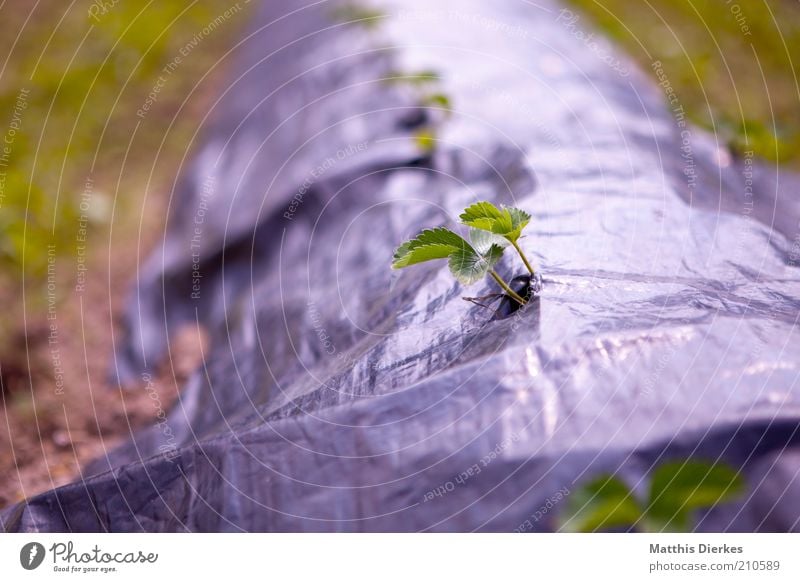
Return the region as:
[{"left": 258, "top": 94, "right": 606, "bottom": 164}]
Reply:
[
  {"left": 560, "top": 460, "right": 745, "bottom": 532},
  {"left": 392, "top": 201, "right": 537, "bottom": 307}
]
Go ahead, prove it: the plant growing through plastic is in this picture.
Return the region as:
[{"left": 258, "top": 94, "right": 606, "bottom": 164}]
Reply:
[{"left": 392, "top": 201, "right": 537, "bottom": 308}]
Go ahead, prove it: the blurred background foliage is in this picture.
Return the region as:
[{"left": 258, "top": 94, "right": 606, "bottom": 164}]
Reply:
[
  {"left": 0, "top": 1, "right": 223, "bottom": 277},
  {"left": 566, "top": 0, "right": 800, "bottom": 164},
  {"left": 0, "top": 0, "right": 247, "bottom": 347}
]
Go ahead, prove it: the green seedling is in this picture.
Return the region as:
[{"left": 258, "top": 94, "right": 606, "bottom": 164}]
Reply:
[
  {"left": 413, "top": 129, "right": 437, "bottom": 153},
  {"left": 384, "top": 69, "right": 453, "bottom": 155},
  {"left": 423, "top": 93, "right": 453, "bottom": 110},
  {"left": 560, "top": 460, "right": 745, "bottom": 532},
  {"left": 392, "top": 201, "right": 536, "bottom": 306}
]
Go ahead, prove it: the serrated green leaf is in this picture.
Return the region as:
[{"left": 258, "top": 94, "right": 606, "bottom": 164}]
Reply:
[
  {"left": 392, "top": 227, "right": 471, "bottom": 269},
  {"left": 506, "top": 206, "right": 531, "bottom": 236},
  {"left": 460, "top": 201, "right": 531, "bottom": 242},
  {"left": 447, "top": 243, "right": 503, "bottom": 285},
  {"left": 460, "top": 201, "right": 505, "bottom": 228},
  {"left": 645, "top": 461, "right": 745, "bottom": 532},
  {"left": 469, "top": 228, "right": 509, "bottom": 254},
  {"left": 560, "top": 475, "right": 643, "bottom": 532},
  {"left": 392, "top": 243, "right": 458, "bottom": 268},
  {"left": 500, "top": 210, "right": 529, "bottom": 243},
  {"left": 402, "top": 227, "right": 469, "bottom": 249}
]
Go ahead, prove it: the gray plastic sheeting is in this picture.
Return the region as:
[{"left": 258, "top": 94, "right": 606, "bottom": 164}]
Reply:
[{"left": 4, "top": 0, "right": 800, "bottom": 532}]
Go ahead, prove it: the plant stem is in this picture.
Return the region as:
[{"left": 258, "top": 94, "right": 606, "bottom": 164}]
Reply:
[
  {"left": 489, "top": 270, "right": 526, "bottom": 306},
  {"left": 510, "top": 239, "right": 536, "bottom": 276}
]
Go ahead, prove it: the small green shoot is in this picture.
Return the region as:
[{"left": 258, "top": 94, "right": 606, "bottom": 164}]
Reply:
[
  {"left": 423, "top": 93, "right": 453, "bottom": 110},
  {"left": 384, "top": 69, "right": 453, "bottom": 155},
  {"left": 413, "top": 129, "right": 437, "bottom": 153},
  {"left": 560, "top": 460, "right": 745, "bottom": 532},
  {"left": 392, "top": 201, "right": 536, "bottom": 306}
]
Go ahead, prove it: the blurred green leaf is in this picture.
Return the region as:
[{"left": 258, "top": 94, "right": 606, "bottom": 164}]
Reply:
[
  {"left": 414, "top": 129, "right": 437, "bottom": 152},
  {"left": 561, "top": 474, "right": 643, "bottom": 532},
  {"left": 561, "top": 460, "right": 745, "bottom": 532},
  {"left": 645, "top": 460, "right": 745, "bottom": 532},
  {"left": 424, "top": 93, "right": 452, "bottom": 110}
]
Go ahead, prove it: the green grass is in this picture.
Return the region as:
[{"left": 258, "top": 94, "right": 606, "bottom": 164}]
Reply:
[
  {"left": 0, "top": 0, "right": 248, "bottom": 286},
  {"left": 565, "top": 0, "right": 800, "bottom": 165},
  {"left": 0, "top": 0, "right": 251, "bottom": 365}
]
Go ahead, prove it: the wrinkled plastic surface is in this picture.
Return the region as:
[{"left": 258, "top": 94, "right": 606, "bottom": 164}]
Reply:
[{"left": 4, "top": 0, "right": 800, "bottom": 532}]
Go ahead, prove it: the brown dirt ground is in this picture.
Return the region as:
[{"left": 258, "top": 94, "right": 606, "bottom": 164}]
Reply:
[
  {"left": 0, "top": 185, "right": 210, "bottom": 510},
  {"left": 0, "top": 6, "right": 235, "bottom": 509}
]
